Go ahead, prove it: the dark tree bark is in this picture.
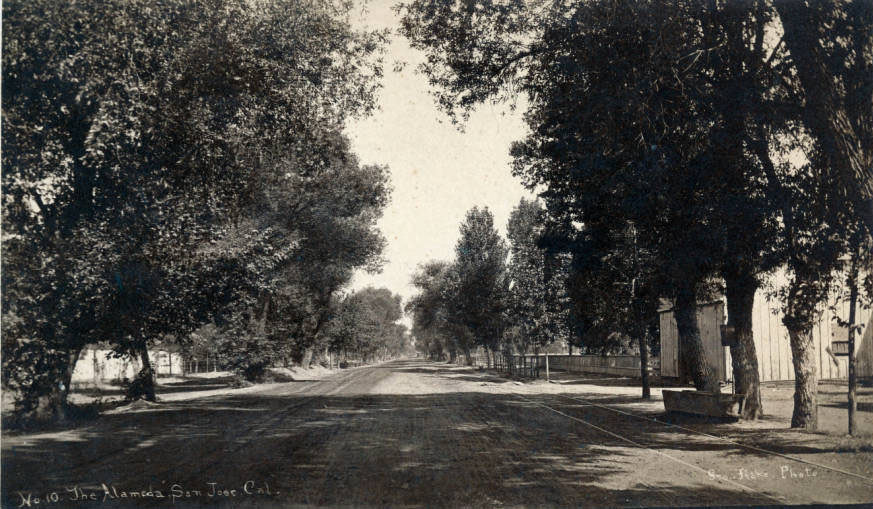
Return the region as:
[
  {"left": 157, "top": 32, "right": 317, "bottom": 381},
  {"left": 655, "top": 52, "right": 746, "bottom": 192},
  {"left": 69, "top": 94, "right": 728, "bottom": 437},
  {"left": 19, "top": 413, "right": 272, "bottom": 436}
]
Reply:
[
  {"left": 62, "top": 348, "right": 80, "bottom": 404},
  {"left": 674, "top": 284, "right": 719, "bottom": 392},
  {"left": 301, "top": 347, "right": 314, "bottom": 369},
  {"left": 136, "top": 342, "right": 157, "bottom": 402},
  {"left": 724, "top": 269, "right": 764, "bottom": 419},
  {"left": 638, "top": 331, "right": 651, "bottom": 400},
  {"left": 25, "top": 347, "right": 83, "bottom": 423},
  {"left": 786, "top": 324, "right": 818, "bottom": 430}
]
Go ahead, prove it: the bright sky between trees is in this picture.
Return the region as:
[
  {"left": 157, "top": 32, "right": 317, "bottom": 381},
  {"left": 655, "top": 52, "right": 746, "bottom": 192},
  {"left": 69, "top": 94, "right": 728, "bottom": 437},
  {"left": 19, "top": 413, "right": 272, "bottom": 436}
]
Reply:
[{"left": 346, "top": 0, "right": 535, "bottom": 303}]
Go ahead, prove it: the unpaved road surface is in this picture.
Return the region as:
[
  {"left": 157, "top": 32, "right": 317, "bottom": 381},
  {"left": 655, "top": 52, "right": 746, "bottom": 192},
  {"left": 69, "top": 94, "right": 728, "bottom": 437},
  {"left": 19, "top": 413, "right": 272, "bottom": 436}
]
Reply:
[{"left": 3, "top": 359, "right": 872, "bottom": 508}]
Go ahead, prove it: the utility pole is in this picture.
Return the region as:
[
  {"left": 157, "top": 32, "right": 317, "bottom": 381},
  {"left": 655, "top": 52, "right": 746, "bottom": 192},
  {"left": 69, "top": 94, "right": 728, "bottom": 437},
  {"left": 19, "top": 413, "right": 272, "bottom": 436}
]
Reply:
[
  {"left": 632, "top": 224, "right": 651, "bottom": 400},
  {"left": 847, "top": 246, "right": 859, "bottom": 435}
]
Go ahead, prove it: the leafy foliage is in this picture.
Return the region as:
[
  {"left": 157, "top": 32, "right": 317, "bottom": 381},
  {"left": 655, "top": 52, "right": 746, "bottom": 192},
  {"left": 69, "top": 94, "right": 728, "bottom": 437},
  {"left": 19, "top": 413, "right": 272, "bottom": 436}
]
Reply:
[
  {"left": 451, "top": 207, "right": 509, "bottom": 360},
  {"left": 505, "top": 199, "right": 568, "bottom": 354},
  {"left": 325, "top": 287, "right": 411, "bottom": 363},
  {"left": 407, "top": 261, "right": 460, "bottom": 361},
  {"left": 400, "top": 0, "right": 869, "bottom": 410},
  {"left": 2, "top": 0, "right": 389, "bottom": 417}
]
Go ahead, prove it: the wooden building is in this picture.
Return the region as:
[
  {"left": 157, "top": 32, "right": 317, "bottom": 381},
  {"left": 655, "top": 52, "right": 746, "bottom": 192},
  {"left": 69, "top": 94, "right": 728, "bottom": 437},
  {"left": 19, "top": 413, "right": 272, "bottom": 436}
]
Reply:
[
  {"left": 659, "top": 275, "right": 873, "bottom": 383},
  {"left": 71, "top": 347, "right": 184, "bottom": 387},
  {"left": 659, "top": 300, "right": 728, "bottom": 380}
]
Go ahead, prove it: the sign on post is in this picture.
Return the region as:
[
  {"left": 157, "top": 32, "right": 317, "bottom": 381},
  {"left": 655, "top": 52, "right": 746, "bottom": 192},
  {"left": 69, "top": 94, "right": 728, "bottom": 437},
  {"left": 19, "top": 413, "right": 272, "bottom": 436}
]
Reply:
[
  {"left": 831, "top": 341, "right": 850, "bottom": 356},
  {"left": 720, "top": 324, "right": 738, "bottom": 348}
]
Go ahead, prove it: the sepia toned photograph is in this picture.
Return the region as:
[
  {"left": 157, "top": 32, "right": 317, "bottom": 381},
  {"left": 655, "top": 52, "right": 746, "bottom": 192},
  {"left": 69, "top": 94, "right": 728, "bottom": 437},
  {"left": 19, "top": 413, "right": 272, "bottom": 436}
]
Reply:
[{"left": 2, "top": 0, "right": 872, "bottom": 507}]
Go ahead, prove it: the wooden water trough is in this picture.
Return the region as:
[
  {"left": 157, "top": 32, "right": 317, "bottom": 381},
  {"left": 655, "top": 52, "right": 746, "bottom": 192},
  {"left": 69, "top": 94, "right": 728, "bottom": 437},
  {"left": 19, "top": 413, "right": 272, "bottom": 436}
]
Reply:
[{"left": 662, "top": 390, "right": 745, "bottom": 419}]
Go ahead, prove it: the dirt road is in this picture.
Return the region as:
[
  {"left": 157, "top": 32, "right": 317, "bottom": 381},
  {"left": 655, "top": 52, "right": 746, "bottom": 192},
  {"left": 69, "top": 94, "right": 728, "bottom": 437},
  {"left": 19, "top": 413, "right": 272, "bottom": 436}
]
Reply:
[{"left": 3, "top": 360, "right": 872, "bottom": 507}]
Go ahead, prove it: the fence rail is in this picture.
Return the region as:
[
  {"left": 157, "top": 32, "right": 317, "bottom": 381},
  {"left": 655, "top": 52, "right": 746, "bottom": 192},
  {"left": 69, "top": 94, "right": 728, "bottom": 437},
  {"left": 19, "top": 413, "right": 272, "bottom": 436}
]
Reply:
[{"left": 453, "top": 352, "right": 659, "bottom": 380}]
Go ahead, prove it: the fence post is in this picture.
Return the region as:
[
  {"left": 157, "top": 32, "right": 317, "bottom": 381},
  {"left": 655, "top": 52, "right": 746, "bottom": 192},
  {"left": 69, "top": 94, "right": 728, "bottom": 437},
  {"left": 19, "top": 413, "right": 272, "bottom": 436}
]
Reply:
[{"left": 546, "top": 354, "right": 550, "bottom": 382}]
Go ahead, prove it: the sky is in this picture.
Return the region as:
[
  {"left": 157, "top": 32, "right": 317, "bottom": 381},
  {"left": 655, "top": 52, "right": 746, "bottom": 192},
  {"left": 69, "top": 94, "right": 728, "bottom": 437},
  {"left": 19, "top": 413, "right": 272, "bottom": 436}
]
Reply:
[{"left": 345, "top": 0, "right": 536, "bottom": 304}]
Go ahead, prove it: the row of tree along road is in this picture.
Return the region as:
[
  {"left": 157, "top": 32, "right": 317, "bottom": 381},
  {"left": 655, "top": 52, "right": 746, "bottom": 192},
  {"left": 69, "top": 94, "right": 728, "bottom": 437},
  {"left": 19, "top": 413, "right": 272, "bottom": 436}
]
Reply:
[
  {"left": 400, "top": 0, "right": 872, "bottom": 432},
  {"left": 2, "top": 0, "right": 871, "bottom": 437},
  {"left": 1, "top": 0, "right": 410, "bottom": 425}
]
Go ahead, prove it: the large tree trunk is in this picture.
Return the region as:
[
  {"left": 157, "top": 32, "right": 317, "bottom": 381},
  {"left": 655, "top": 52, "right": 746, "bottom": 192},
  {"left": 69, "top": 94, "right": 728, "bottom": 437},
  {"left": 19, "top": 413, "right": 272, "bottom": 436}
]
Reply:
[
  {"left": 674, "top": 285, "right": 719, "bottom": 392},
  {"left": 62, "top": 348, "right": 79, "bottom": 403},
  {"left": 786, "top": 324, "right": 818, "bottom": 430},
  {"left": 135, "top": 342, "right": 157, "bottom": 402},
  {"left": 724, "top": 269, "right": 764, "bottom": 419},
  {"left": 255, "top": 294, "right": 270, "bottom": 336},
  {"left": 782, "top": 262, "right": 822, "bottom": 431},
  {"left": 301, "top": 347, "right": 314, "bottom": 369},
  {"left": 638, "top": 330, "right": 651, "bottom": 400},
  {"left": 24, "top": 347, "right": 82, "bottom": 423}
]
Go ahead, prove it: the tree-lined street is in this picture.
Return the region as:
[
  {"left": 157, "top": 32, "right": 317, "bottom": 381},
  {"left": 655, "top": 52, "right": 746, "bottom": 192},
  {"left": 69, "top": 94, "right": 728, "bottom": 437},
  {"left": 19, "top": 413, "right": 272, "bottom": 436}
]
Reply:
[
  {"left": 4, "top": 360, "right": 872, "bottom": 508},
  {"left": 3, "top": 0, "right": 873, "bottom": 506}
]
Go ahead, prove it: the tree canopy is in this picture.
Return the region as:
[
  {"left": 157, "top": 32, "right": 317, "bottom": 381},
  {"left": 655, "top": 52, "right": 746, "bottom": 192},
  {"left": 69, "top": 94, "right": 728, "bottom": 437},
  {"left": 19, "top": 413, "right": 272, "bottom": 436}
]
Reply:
[
  {"left": 2, "top": 0, "right": 390, "bottom": 419},
  {"left": 400, "top": 0, "right": 871, "bottom": 425}
]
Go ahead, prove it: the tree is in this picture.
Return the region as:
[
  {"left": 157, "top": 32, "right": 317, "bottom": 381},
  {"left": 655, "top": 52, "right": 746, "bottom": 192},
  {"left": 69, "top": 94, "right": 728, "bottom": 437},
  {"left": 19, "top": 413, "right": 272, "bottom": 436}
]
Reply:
[
  {"left": 760, "top": 0, "right": 873, "bottom": 429},
  {"left": 249, "top": 135, "right": 390, "bottom": 371},
  {"left": 400, "top": 0, "right": 728, "bottom": 392},
  {"left": 401, "top": 0, "right": 860, "bottom": 417},
  {"left": 764, "top": 148, "right": 860, "bottom": 430},
  {"left": 699, "top": 0, "right": 788, "bottom": 419},
  {"left": 352, "top": 287, "right": 405, "bottom": 361},
  {"left": 325, "top": 294, "right": 377, "bottom": 363},
  {"left": 505, "top": 199, "right": 568, "bottom": 358},
  {"left": 325, "top": 287, "right": 407, "bottom": 364},
  {"left": 542, "top": 212, "right": 660, "bottom": 398},
  {"left": 2, "top": 0, "right": 388, "bottom": 419},
  {"left": 407, "top": 261, "right": 459, "bottom": 361},
  {"left": 452, "top": 207, "right": 509, "bottom": 364}
]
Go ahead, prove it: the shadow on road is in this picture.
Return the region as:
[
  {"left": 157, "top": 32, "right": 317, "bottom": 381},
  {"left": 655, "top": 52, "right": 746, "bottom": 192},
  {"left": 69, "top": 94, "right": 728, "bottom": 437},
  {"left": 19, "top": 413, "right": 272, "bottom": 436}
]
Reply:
[
  {"left": 3, "top": 360, "right": 871, "bottom": 507},
  {"left": 0, "top": 398, "right": 833, "bottom": 506}
]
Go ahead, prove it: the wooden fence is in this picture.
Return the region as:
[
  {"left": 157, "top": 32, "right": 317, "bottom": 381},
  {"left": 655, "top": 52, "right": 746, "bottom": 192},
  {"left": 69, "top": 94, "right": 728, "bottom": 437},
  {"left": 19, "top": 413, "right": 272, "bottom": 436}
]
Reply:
[
  {"left": 458, "top": 352, "right": 656, "bottom": 379},
  {"left": 545, "top": 355, "right": 650, "bottom": 377},
  {"left": 184, "top": 354, "right": 223, "bottom": 374}
]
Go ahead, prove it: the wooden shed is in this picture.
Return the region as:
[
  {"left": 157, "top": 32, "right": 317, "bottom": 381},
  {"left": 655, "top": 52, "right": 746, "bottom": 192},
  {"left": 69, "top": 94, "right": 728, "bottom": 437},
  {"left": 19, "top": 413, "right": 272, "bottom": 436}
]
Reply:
[
  {"left": 744, "top": 284, "right": 873, "bottom": 382},
  {"left": 659, "top": 300, "right": 728, "bottom": 381},
  {"left": 659, "top": 271, "right": 873, "bottom": 383}
]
